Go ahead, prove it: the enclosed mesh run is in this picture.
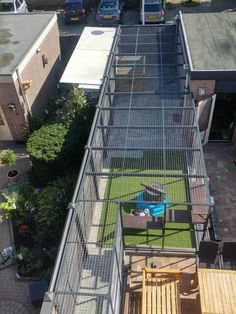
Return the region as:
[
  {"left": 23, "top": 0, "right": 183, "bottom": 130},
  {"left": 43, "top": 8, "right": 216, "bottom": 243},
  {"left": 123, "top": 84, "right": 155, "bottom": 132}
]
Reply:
[{"left": 46, "top": 24, "right": 212, "bottom": 314}]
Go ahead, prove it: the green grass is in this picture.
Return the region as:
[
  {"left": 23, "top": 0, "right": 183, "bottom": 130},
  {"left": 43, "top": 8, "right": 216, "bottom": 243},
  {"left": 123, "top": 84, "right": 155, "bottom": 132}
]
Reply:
[{"left": 98, "top": 151, "right": 195, "bottom": 249}]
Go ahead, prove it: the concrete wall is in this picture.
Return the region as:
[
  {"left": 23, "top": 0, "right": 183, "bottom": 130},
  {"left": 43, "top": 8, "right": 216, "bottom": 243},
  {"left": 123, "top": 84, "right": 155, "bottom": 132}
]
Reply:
[
  {"left": 19, "top": 22, "right": 61, "bottom": 116},
  {"left": 189, "top": 79, "right": 216, "bottom": 102},
  {"left": 0, "top": 83, "right": 26, "bottom": 141}
]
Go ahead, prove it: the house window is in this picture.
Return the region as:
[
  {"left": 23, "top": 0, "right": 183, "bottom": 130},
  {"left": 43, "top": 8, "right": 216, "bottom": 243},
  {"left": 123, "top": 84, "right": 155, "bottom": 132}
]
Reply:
[
  {"left": 198, "top": 88, "right": 206, "bottom": 96},
  {"left": 0, "top": 113, "right": 5, "bottom": 126}
]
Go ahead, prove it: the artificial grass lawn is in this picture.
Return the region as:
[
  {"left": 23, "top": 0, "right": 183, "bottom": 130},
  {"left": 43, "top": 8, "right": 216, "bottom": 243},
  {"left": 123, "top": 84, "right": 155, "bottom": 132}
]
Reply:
[{"left": 98, "top": 152, "right": 195, "bottom": 248}]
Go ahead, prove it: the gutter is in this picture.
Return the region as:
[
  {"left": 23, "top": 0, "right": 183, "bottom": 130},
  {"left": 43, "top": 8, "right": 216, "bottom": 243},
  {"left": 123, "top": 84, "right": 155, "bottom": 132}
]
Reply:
[{"left": 179, "top": 11, "right": 193, "bottom": 71}]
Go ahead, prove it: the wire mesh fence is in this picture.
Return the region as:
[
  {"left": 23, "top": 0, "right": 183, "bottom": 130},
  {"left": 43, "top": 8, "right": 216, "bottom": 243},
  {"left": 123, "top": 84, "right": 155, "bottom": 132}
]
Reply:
[{"left": 47, "top": 24, "right": 212, "bottom": 313}]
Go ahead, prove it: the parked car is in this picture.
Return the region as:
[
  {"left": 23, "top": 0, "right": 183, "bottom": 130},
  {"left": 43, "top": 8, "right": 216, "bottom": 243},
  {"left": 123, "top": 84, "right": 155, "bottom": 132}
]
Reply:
[
  {"left": 64, "top": 0, "right": 88, "bottom": 24},
  {"left": 140, "top": 0, "right": 165, "bottom": 24},
  {"left": 0, "top": 0, "right": 28, "bottom": 13},
  {"left": 96, "top": 0, "right": 123, "bottom": 26}
]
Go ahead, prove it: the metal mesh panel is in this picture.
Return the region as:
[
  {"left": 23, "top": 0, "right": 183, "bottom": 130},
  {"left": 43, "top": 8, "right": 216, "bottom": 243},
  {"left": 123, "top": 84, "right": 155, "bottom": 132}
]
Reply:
[{"left": 49, "top": 24, "right": 211, "bottom": 313}]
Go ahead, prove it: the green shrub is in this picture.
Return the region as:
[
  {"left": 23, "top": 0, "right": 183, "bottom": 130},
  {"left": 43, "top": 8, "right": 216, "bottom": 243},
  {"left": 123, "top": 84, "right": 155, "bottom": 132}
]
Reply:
[
  {"left": 15, "top": 246, "right": 44, "bottom": 277},
  {"left": 36, "top": 174, "right": 76, "bottom": 238},
  {"left": 183, "top": 0, "right": 199, "bottom": 6},
  {"left": 27, "top": 89, "right": 95, "bottom": 183},
  {"left": 1, "top": 176, "right": 37, "bottom": 219},
  {"left": 27, "top": 123, "right": 81, "bottom": 183},
  {"left": 1, "top": 149, "right": 17, "bottom": 167},
  {"left": 28, "top": 114, "right": 44, "bottom": 133}
]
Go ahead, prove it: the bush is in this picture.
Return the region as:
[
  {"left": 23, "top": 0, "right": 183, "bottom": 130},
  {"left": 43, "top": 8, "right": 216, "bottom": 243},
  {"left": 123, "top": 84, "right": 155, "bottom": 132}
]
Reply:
[
  {"left": 183, "top": 0, "right": 199, "bottom": 6},
  {"left": 35, "top": 174, "right": 76, "bottom": 238},
  {"left": 28, "top": 114, "right": 44, "bottom": 133},
  {"left": 1, "top": 176, "right": 37, "bottom": 220},
  {"left": 15, "top": 246, "right": 44, "bottom": 277},
  {"left": 1, "top": 149, "right": 17, "bottom": 167},
  {"left": 27, "top": 123, "right": 81, "bottom": 183},
  {"left": 27, "top": 89, "right": 95, "bottom": 183}
]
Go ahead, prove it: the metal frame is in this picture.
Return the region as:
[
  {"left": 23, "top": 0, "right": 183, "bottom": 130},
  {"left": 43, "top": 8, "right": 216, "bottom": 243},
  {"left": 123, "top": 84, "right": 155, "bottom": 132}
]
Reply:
[{"left": 45, "top": 24, "right": 212, "bottom": 314}]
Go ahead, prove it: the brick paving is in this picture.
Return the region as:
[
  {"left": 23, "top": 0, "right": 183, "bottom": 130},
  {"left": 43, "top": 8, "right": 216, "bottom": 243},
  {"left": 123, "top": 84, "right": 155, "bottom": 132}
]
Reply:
[
  {"left": 0, "top": 143, "right": 37, "bottom": 314},
  {"left": 204, "top": 143, "right": 236, "bottom": 241}
]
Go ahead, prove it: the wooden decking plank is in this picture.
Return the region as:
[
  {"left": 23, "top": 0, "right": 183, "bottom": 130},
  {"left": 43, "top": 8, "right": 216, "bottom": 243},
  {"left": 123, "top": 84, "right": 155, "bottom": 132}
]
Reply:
[
  {"left": 157, "top": 280, "right": 161, "bottom": 314},
  {"left": 171, "top": 280, "right": 176, "bottom": 314},
  {"left": 161, "top": 280, "right": 166, "bottom": 314},
  {"left": 152, "top": 279, "right": 157, "bottom": 314},
  {"left": 148, "top": 282, "right": 151, "bottom": 314},
  {"left": 166, "top": 280, "right": 171, "bottom": 313}
]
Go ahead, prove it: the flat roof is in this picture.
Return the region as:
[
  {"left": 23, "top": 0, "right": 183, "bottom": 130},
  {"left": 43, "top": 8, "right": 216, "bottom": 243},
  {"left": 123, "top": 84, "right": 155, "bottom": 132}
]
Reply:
[
  {"left": 60, "top": 27, "right": 116, "bottom": 89},
  {"left": 0, "top": 13, "right": 55, "bottom": 75},
  {"left": 182, "top": 12, "right": 236, "bottom": 75}
]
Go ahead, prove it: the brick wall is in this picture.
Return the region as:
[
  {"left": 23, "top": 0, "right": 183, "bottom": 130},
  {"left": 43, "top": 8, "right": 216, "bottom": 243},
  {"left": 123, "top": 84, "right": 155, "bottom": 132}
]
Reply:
[
  {"left": 18, "top": 22, "right": 61, "bottom": 116},
  {"left": 0, "top": 84, "right": 26, "bottom": 141},
  {"left": 189, "top": 80, "right": 216, "bottom": 102}
]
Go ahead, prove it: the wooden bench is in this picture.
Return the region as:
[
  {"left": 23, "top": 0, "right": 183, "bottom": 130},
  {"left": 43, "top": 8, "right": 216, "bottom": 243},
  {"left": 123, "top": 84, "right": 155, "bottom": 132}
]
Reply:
[{"left": 142, "top": 267, "right": 181, "bottom": 314}]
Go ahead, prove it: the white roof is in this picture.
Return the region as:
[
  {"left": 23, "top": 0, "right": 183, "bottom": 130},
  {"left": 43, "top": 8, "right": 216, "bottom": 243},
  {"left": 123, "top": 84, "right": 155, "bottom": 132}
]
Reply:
[{"left": 60, "top": 27, "right": 116, "bottom": 89}]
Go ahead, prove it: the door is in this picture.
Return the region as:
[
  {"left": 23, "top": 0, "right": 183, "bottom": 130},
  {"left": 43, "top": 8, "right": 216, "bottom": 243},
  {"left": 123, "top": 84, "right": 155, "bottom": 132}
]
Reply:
[
  {"left": 0, "top": 106, "right": 13, "bottom": 140},
  {"left": 197, "top": 94, "right": 216, "bottom": 145}
]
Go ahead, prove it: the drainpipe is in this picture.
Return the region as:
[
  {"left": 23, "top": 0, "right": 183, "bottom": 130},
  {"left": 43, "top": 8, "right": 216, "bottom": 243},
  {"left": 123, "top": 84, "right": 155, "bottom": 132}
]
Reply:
[
  {"left": 16, "top": 69, "right": 33, "bottom": 117},
  {"left": 183, "top": 64, "right": 190, "bottom": 107},
  {"left": 142, "top": 0, "right": 145, "bottom": 25}
]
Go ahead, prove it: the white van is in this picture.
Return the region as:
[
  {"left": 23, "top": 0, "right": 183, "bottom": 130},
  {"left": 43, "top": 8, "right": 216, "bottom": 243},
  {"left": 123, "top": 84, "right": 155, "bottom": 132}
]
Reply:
[{"left": 0, "top": 0, "right": 28, "bottom": 13}]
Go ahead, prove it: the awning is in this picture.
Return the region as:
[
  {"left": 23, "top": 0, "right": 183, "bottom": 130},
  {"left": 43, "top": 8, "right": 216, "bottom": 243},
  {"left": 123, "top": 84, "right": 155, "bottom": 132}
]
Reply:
[{"left": 60, "top": 27, "right": 116, "bottom": 90}]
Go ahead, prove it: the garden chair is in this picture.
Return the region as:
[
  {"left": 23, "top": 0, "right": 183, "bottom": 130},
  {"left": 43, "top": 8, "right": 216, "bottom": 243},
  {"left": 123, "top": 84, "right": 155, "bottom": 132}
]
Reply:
[
  {"left": 220, "top": 242, "right": 236, "bottom": 270},
  {"left": 192, "top": 241, "right": 220, "bottom": 288},
  {"left": 142, "top": 267, "right": 181, "bottom": 314},
  {"left": 196, "top": 241, "right": 220, "bottom": 269}
]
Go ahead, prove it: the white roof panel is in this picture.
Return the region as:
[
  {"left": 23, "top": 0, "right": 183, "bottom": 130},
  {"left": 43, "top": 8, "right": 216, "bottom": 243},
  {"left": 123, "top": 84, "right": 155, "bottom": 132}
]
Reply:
[{"left": 60, "top": 27, "right": 116, "bottom": 89}]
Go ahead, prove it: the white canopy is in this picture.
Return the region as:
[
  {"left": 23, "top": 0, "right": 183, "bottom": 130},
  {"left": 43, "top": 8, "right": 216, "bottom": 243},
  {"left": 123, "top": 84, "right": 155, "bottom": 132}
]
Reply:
[{"left": 60, "top": 27, "right": 116, "bottom": 90}]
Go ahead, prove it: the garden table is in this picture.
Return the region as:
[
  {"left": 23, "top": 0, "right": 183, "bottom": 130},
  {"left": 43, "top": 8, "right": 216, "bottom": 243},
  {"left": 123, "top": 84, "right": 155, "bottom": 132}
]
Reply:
[{"left": 198, "top": 268, "right": 236, "bottom": 314}]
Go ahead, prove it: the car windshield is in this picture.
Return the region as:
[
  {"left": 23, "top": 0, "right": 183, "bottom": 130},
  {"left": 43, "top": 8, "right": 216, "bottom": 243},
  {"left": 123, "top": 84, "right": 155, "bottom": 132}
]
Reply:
[
  {"left": 100, "top": 2, "right": 116, "bottom": 10},
  {"left": 0, "top": 2, "right": 14, "bottom": 11},
  {"left": 65, "top": 2, "right": 82, "bottom": 10},
  {"left": 144, "top": 3, "right": 161, "bottom": 12}
]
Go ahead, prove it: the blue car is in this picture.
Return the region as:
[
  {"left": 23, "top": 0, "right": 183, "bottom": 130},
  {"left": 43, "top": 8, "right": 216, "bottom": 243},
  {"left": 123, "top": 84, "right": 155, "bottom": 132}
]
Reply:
[
  {"left": 64, "top": 0, "right": 88, "bottom": 24},
  {"left": 96, "top": 0, "right": 123, "bottom": 26}
]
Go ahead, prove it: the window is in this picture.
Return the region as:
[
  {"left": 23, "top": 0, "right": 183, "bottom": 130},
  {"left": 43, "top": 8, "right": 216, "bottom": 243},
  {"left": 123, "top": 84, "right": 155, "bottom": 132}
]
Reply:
[
  {"left": 0, "top": 2, "right": 14, "bottom": 11},
  {"left": 0, "top": 114, "right": 5, "bottom": 126}
]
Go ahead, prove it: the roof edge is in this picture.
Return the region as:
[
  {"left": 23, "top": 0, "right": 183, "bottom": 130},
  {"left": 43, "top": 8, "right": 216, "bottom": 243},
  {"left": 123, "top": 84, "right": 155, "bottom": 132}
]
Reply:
[{"left": 179, "top": 11, "right": 193, "bottom": 71}]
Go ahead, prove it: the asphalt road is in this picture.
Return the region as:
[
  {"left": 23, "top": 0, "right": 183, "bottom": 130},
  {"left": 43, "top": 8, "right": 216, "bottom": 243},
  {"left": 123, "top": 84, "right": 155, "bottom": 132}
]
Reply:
[
  {"left": 57, "top": 10, "right": 140, "bottom": 37},
  {"left": 57, "top": 0, "right": 236, "bottom": 37}
]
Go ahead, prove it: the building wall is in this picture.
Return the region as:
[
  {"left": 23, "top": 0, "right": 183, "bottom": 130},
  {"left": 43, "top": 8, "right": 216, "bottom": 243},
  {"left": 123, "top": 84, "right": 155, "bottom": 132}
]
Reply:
[
  {"left": 26, "top": 0, "right": 64, "bottom": 8},
  {"left": 18, "top": 22, "right": 61, "bottom": 116},
  {"left": 0, "top": 83, "right": 26, "bottom": 141},
  {"left": 189, "top": 79, "right": 216, "bottom": 102}
]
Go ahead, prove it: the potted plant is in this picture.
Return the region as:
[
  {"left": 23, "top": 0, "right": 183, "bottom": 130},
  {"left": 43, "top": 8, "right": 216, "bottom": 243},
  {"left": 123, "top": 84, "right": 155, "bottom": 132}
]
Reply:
[{"left": 1, "top": 149, "right": 19, "bottom": 181}]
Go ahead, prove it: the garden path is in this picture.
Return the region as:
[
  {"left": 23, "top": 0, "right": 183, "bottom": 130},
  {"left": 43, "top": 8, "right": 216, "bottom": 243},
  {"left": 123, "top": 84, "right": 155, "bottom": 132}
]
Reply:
[{"left": 0, "top": 142, "right": 37, "bottom": 314}]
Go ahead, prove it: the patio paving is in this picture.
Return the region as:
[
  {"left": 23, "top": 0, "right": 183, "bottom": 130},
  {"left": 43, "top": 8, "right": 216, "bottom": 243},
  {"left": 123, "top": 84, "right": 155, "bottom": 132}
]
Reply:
[
  {"left": 204, "top": 143, "right": 236, "bottom": 241},
  {"left": 0, "top": 143, "right": 37, "bottom": 314}
]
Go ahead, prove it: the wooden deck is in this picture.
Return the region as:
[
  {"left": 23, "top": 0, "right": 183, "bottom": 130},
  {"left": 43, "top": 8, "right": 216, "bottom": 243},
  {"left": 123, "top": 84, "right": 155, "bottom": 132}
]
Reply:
[{"left": 124, "top": 253, "right": 201, "bottom": 314}]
